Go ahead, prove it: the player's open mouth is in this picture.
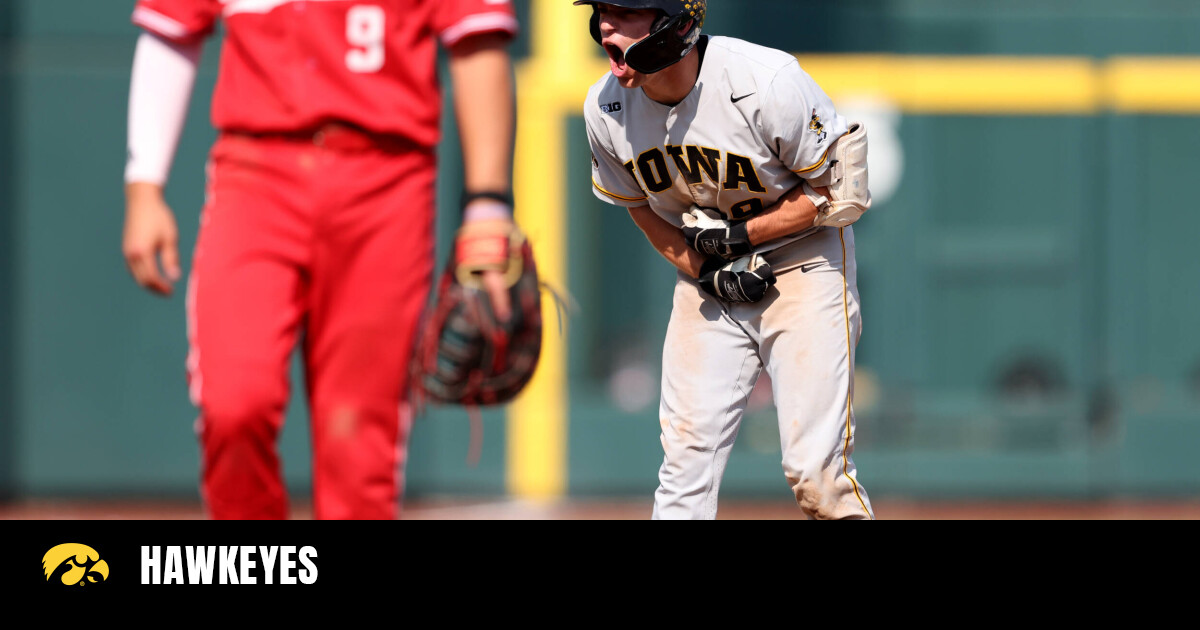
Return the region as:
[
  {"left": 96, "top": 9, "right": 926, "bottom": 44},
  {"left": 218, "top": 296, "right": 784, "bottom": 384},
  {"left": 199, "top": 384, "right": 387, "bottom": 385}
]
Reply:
[{"left": 604, "top": 42, "right": 628, "bottom": 75}]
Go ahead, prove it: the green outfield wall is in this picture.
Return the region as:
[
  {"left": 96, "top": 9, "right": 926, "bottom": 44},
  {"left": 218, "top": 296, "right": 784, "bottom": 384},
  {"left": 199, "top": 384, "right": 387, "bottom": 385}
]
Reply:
[
  {"left": 2, "top": 1, "right": 1199, "bottom": 503},
  {"left": 0, "top": 2, "right": 16, "bottom": 501}
]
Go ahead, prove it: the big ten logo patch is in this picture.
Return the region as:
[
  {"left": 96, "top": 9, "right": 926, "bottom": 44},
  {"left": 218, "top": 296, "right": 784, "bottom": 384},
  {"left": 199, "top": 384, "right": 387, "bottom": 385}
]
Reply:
[
  {"left": 43, "top": 543, "right": 109, "bottom": 586},
  {"left": 600, "top": 102, "right": 622, "bottom": 114}
]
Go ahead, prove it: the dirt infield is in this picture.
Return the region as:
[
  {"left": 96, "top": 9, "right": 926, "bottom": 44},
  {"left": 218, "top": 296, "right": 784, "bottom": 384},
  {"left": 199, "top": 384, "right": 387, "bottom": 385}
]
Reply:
[{"left": 2, "top": 497, "right": 1199, "bottom": 519}]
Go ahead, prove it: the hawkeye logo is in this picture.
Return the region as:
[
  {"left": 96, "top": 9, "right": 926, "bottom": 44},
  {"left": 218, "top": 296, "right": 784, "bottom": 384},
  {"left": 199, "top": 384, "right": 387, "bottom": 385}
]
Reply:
[
  {"left": 809, "top": 108, "right": 828, "bottom": 143},
  {"left": 43, "top": 543, "right": 110, "bottom": 586}
]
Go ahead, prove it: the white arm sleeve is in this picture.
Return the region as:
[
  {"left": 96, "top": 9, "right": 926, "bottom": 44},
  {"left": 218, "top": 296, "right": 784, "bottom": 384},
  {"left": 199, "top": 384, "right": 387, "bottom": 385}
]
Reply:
[{"left": 124, "top": 31, "right": 203, "bottom": 186}]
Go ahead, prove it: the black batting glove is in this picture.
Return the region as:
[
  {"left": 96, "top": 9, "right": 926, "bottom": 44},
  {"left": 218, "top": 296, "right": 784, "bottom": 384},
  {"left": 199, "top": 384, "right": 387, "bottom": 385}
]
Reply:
[
  {"left": 698, "top": 255, "right": 777, "bottom": 303},
  {"left": 683, "top": 220, "right": 752, "bottom": 260}
]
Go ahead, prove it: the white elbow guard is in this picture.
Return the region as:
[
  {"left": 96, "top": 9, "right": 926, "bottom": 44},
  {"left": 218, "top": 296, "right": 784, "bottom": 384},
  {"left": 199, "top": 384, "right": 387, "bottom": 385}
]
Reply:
[{"left": 806, "top": 121, "right": 872, "bottom": 228}]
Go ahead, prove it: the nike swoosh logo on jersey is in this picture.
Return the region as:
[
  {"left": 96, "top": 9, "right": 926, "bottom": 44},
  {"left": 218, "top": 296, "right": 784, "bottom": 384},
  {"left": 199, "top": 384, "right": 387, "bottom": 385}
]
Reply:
[
  {"left": 731, "top": 93, "right": 755, "bottom": 103},
  {"left": 800, "top": 261, "right": 827, "bottom": 273}
]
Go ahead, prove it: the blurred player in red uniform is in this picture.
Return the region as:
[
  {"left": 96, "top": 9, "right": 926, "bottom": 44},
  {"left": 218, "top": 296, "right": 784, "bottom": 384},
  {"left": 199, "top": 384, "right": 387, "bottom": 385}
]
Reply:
[{"left": 121, "top": 0, "right": 520, "bottom": 520}]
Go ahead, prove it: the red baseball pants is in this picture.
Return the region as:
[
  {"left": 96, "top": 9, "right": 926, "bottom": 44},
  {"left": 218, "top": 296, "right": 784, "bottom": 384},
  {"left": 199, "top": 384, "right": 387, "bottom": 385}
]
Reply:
[{"left": 186, "top": 129, "right": 436, "bottom": 520}]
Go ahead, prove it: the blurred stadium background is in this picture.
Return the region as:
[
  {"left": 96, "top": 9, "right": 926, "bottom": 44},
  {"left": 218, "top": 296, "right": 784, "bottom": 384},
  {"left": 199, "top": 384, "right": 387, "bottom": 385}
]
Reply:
[{"left": 2, "top": 0, "right": 1200, "bottom": 519}]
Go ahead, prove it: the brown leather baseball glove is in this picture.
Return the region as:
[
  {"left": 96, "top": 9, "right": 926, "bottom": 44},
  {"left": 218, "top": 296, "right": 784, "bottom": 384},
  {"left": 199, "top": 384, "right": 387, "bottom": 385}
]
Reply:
[{"left": 410, "top": 220, "right": 543, "bottom": 409}]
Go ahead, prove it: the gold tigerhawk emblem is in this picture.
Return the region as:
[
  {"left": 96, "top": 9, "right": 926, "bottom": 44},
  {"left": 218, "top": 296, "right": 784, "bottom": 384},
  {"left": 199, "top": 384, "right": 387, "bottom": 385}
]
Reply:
[
  {"left": 809, "top": 108, "right": 828, "bottom": 142},
  {"left": 43, "top": 543, "right": 110, "bottom": 586}
]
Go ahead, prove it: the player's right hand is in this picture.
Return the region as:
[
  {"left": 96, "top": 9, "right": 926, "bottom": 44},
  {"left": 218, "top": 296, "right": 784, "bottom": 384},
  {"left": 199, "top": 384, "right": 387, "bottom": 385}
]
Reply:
[
  {"left": 698, "top": 254, "right": 777, "bottom": 303},
  {"left": 681, "top": 207, "right": 752, "bottom": 260},
  {"left": 123, "top": 182, "right": 181, "bottom": 296}
]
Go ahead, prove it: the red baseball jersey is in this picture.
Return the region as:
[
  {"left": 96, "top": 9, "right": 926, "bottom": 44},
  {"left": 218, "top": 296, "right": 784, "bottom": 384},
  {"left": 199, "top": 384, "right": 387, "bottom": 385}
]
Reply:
[{"left": 131, "top": 0, "right": 519, "bottom": 147}]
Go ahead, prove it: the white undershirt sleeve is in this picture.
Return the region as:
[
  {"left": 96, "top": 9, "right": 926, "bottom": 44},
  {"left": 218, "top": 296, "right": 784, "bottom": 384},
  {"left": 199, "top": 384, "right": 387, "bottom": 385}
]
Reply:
[{"left": 124, "top": 31, "right": 203, "bottom": 186}]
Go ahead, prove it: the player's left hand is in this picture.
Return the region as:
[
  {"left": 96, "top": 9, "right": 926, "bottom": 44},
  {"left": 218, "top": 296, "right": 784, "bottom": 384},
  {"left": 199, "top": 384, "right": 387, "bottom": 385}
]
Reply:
[
  {"left": 681, "top": 207, "right": 752, "bottom": 260},
  {"left": 123, "top": 182, "right": 181, "bottom": 297},
  {"left": 698, "top": 254, "right": 777, "bottom": 303},
  {"left": 454, "top": 218, "right": 516, "bottom": 322}
]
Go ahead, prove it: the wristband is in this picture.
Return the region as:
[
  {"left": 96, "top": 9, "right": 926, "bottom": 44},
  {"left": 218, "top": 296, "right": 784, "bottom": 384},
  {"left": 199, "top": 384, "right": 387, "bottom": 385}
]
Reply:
[
  {"left": 729, "top": 221, "right": 751, "bottom": 247},
  {"left": 461, "top": 190, "right": 514, "bottom": 210}
]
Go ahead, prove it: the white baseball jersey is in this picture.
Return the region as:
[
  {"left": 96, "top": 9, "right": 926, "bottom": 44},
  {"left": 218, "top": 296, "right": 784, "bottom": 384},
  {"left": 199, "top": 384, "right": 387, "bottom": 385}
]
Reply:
[{"left": 584, "top": 35, "right": 849, "bottom": 254}]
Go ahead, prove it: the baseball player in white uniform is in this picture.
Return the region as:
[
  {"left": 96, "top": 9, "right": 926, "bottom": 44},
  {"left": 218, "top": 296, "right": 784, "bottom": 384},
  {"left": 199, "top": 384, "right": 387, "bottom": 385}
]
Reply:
[{"left": 577, "top": 0, "right": 876, "bottom": 519}]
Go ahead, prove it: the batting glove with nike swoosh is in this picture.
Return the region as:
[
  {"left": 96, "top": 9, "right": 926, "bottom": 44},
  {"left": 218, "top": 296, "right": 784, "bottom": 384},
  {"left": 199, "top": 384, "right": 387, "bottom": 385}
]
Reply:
[
  {"left": 681, "top": 206, "right": 752, "bottom": 260},
  {"left": 698, "top": 254, "right": 777, "bottom": 303}
]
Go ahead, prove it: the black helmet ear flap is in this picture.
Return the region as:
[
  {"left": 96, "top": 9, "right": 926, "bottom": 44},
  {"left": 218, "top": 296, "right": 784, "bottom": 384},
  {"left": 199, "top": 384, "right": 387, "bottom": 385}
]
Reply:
[
  {"left": 589, "top": 7, "right": 602, "bottom": 45},
  {"left": 624, "top": 13, "right": 700, "bottom": 74}
]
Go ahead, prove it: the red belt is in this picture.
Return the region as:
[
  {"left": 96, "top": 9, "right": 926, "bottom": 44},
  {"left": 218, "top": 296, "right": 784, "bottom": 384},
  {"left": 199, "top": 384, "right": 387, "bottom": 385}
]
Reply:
[{"left": 225, "top": 122, "right": 422, "bottom": 154}]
